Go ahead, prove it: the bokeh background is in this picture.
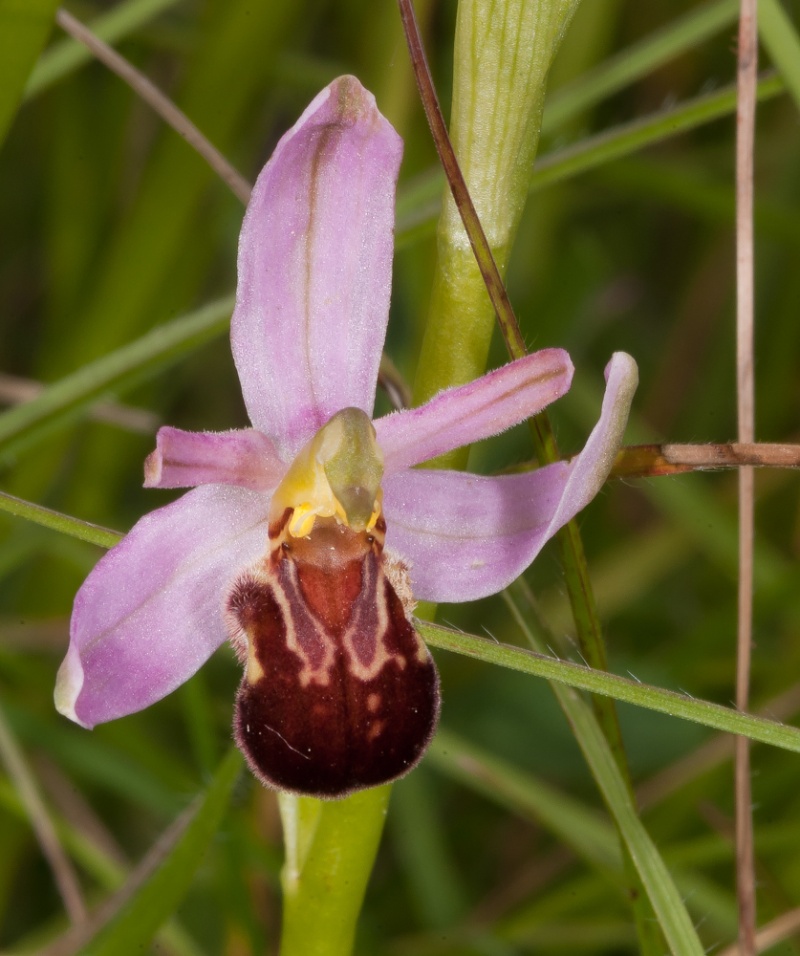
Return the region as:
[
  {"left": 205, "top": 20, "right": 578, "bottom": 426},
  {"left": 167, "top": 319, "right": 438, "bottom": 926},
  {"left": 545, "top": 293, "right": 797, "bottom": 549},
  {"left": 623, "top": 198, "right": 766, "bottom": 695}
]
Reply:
[{"left": 2, "top": 0, "right": 800, "bottom": 952}]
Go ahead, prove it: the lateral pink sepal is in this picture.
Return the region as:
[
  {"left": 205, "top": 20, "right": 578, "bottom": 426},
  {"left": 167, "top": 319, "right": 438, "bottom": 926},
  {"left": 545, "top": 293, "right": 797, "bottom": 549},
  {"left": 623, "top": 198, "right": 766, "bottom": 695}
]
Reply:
[
  {"left": 382, "top": 353, "right": 638, "bottom": 603},
  {"left": 376, "top": 349, "right": 574, "bottom": 470},
  {"left": 58, "top": 485, "right": 271, "bottom": 727}
]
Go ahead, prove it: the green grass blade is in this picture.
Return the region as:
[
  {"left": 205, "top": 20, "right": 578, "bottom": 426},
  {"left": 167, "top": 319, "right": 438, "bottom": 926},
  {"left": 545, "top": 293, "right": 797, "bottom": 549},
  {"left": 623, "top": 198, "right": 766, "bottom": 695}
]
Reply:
[
  {"left": 531, "top": 73, "right": 785, "bottom": 192},
  {"left": 0, "top": 0, "right": 59, "bottom": 147},
  {"left": 504, "top": 592, "right": 704, "bottom": 955},
  {"left": 419, "top": 621, "right": 800, "bottom": 754},
  {"left": 429, "top": 730, "right": 621, "bottom": 874},
  {"left": 759, "top": 0, "right": 800, "bottom": 111},
  {"left": 390, "top": 770, "right": 468, "bottom": 928},
  {"left": 0, "top": 492, "right": 121, "bottom": 549},
  {"left": 6, "top": 705, "right": 188, "bottom": 818},
  {"left": 551, "top": 682, "right": 704, "bottom": 953},
  {"left": 6, "top": 473, "right": 799, "bottom": 765},
  {"left": 543, "top": 0, "right": 739, "bottom": 131},
  {"left": 0, "top": 294, "right": 232, "bottom": 462},
  {"left": 24, "top": 0, "right": 181, "bottom": 100},
  {"left": 0, "top": 780, "right": 204, "bottom": 956},
  {"left": 395, "top": 73, "right": 785, "bottom": 242},
  {"left": 79, "top": 747, "right": 242, "bottom": 956}
]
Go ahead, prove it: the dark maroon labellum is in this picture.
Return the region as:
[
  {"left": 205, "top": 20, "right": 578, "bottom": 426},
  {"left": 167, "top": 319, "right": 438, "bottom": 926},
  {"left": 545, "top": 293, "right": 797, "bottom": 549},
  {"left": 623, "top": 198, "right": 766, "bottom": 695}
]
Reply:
[{"left": 227, "top": 513, "right": 440, "bottom": 799}]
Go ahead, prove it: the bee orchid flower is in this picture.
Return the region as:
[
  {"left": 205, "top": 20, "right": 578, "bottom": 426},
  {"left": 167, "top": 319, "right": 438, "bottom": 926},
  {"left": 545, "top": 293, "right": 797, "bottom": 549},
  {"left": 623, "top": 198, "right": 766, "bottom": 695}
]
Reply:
[{"left": 56, "top": 76, "right": 638, "bottom": 799}]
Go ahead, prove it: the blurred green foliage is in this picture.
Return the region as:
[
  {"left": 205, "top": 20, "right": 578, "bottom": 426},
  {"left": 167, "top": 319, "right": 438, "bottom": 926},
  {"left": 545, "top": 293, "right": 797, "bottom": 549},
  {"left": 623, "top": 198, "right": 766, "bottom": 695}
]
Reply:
[{"left": 1, "top": 0, "right": 800, "bottom": 953}]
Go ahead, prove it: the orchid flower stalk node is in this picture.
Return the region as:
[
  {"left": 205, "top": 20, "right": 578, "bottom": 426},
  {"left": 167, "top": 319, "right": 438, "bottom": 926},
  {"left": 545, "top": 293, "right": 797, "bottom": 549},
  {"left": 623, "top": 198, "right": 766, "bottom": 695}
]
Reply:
[{"left": 56, "top": 75, "right": 638, "bottom": 798}]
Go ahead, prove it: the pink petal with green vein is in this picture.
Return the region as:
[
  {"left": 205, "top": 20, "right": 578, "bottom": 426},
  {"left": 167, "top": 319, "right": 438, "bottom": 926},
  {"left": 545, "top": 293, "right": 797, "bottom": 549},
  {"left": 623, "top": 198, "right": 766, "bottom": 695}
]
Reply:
[
  {"left": 231, "top": 75, "right": 402, "bottom": 457},
  {"left": 144, "top": 427, "right": 286, "bottom": 491},
  {"left": 58, "top": 485, "right": 271, "bottom": 728},
  {"left": 376, "top": 349, "right": 573, "bottom": 472},
  {"left": 382, "top": 353, "right": 638, "bottom": 603}
]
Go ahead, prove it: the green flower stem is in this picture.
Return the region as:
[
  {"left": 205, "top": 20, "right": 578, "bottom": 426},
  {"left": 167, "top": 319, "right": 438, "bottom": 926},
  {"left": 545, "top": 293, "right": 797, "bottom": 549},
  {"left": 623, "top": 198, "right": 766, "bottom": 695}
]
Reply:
[
  {"left": 278, "top": 788, "right": 391, "bottom": 956},
  {"left": 413, "top": 0, "right": 581, "bottom": 423},
  {"left": 276, "top": 2, "right": 587, "bottom": 945},
  {"left": 409, "top": 1, "right": 664, "bottom": 947}
]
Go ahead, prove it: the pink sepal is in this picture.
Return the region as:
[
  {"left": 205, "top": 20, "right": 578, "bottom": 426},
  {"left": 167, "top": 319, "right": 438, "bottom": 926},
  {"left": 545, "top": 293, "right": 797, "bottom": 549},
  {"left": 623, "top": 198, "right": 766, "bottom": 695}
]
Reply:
[
  {"left": 376, "top": 349, "right": 573, "bottom": 471},
  {"left": 382, "top": 353, "right": 638, "bottom": 603},
  {"left": 231, "top": 76, "right": 403, "bottom": 457},
  {"left": 58, "top": 485, "right": 271, "bottom": 727}
]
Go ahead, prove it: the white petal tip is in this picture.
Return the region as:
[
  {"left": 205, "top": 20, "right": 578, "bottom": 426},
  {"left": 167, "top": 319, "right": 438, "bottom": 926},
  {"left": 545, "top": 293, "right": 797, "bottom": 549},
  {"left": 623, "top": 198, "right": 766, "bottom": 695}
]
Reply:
[
  {"left": 606, "top": 352, "right": 639, "bottom": 391},
  {"left": 54, "top": 653, "right": 91, "bottom": 729},
  {"left": 143, "top": 448, "right": 162, "bottom": 488}
]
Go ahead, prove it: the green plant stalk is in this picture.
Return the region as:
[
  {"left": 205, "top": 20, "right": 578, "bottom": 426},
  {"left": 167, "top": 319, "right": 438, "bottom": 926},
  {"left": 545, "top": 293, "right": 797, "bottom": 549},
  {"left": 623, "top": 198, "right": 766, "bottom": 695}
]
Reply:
[
  {"left": 274, "top": 2, "right": 582, "bottom": 945},
  {"left": 413, "top": 0, "right": 582, "bottom": 421},
  {"left": 269, "top": 10, "right": 447, "bottom": 951},
  {"left": 411, "top": 0, "right": 662, "bottom": 947},
  {"left": 278, "top": 787, "right": 391, "bottom": 956},
  {"left": 0, "top": 295, "right": 233, "bottom": 463}
]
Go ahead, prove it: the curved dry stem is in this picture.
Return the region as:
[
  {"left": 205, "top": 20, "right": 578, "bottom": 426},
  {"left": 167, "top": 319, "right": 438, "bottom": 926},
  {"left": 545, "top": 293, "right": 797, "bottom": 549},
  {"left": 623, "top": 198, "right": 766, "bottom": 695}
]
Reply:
[
  {"left": 55, "top": 9, "right": 252, "bottom": 205},
  {"left": 0, "top": 701, "right": 87, "bottom": 924},
  {"left": 611, "top": 442, "right": 800, "bottom": 477}
]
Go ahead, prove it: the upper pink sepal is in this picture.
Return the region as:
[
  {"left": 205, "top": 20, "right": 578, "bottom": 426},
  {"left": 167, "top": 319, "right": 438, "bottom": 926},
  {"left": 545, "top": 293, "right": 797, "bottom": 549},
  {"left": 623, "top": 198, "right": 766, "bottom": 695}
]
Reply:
[
  {"left": 144, "top": 426, "right": 285, "bottom": 491},
  {"left": 57, "top": 485, "right": 271, "bottom": 727},
  {"left": 231, "top": 76, "right": 403, "bottom": 458},
  {"left": 375, "top": 349, "right": 573, "bottom": 471}
]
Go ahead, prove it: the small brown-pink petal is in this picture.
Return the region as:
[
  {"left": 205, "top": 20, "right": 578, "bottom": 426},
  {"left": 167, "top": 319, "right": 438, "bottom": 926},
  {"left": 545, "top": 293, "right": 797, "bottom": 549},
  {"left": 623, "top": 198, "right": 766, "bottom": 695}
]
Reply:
[{"left": 144, "top": 426, "right": 285, "bottom": 491}]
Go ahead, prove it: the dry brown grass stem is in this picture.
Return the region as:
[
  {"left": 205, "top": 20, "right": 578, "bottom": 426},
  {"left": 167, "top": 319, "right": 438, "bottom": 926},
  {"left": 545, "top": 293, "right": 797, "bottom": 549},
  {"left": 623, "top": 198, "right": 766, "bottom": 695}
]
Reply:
[
  {"left": 55, "top": 9, "right": 252, "bottom": 206},
  {"left": 735, "top": 0, "right": 758, "bottom": 952},
  {"left": 0, "top": 372, "right": 159, "bottom": 434},
  {"left": 611, "top": 442, "right": 800, "bottom": 478},
  {"left": 718, "top": 906, "right": 800, "bottom": 956},
  {"left": 0, "top": 701, "right": 87, "bottom": 925}
]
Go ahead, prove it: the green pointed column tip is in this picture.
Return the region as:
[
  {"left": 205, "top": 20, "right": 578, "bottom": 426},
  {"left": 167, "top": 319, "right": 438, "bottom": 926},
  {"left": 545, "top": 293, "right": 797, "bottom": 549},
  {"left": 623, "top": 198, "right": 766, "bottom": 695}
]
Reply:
[
  {"left": 269, "top": 408, "right": 384, "bottom": 536},
  {"left": 323, "top": 408, "right": 384, "bottom": 531}
]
